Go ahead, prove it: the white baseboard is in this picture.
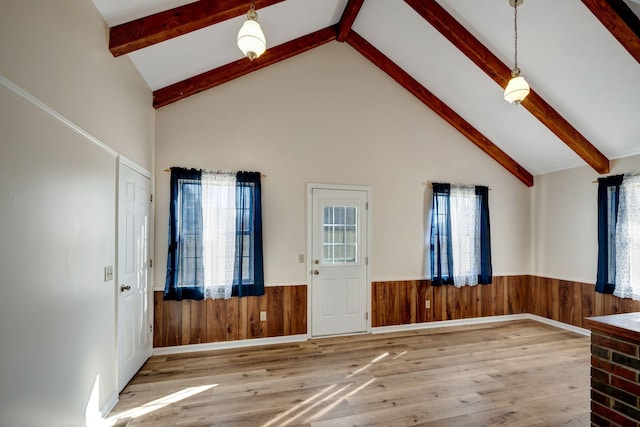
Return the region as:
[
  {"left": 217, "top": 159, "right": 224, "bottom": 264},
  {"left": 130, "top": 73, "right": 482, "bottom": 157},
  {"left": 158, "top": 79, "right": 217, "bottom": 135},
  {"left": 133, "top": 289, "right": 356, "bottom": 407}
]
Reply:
[
  {"left": 152, "top": 314, "right": 590, "bottom": 356},
  {"left": 526, "top": 314, "right": 590, "bottom": 336},
  {"left": 371, "top": 313, "right": 590, "bottom": 337},
  {"left": 153, "top": 334, "right": 309, "bottom": 356},
  {"left": 371, "top": 314, "right": 529, "bottom": 334},
  {"left": 98, "top": 392, "right": 119, "bottom": 422}
]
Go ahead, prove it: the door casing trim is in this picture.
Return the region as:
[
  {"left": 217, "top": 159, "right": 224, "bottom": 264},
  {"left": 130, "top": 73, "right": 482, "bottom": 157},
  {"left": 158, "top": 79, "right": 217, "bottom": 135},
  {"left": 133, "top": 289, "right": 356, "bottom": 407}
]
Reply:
[{"left": 305, "top": 183, "right": 373, "bottom": 338}]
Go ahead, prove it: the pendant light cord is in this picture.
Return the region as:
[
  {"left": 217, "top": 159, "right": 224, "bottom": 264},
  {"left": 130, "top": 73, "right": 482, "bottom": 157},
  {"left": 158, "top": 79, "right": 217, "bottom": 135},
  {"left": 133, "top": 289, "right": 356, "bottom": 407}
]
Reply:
[{"left": 514, "top": 2, "right": 519, "bottom": 70}]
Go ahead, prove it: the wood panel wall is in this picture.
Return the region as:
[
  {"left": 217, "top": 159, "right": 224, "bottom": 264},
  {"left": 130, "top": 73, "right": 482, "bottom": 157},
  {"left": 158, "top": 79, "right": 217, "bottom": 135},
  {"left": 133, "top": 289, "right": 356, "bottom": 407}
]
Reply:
[
  {"left": 528, "top": 276, "right": 640, "bottom": 329},
  {"left": 372, "top": 276, "right": 640, "bottom": 329},
  {"left": 153, "top": 276, "right": 640, "bottom": 348},
  {"left": 371, "top": 276, "right": 530, "bottom": 327},
  {"left": 153, "top": 285, "right": 307, "bottom": 347}
]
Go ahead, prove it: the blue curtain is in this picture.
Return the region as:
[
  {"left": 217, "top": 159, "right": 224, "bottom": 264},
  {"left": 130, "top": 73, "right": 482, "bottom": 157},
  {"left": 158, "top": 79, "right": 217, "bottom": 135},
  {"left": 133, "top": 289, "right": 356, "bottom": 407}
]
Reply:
[
  {"left": 595, "top": 174, "right": 623, "bottom": 294},
  {"left": 430, "top": 183, "right": 453, "bottom": 285},
  {"left": 429, "top": 183, "right": 492, "bottom": 286},
  {"left": 164, "top": 168, "right": 265, "bottom": 300},
  {"left": 476, "top": 186, "right": 492, "bottom": 284},
  {"left": 164, "top": 167, "right": 205, "bottom": 301},
  {"left": 232, "top": 171, "right": 265, "bottom": 297}
]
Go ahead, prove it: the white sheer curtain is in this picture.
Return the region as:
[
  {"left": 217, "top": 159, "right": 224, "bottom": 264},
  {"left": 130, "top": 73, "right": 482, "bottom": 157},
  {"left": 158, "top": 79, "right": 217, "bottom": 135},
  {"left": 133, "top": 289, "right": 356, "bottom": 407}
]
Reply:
[
  {"left": 201, "top": 171, "right": 236, "bottom": 299},
  {"left": 614, "top": 173, "right": 640, "bottom": 300},
  {"left": 450, "top": 185, "right": 480, "bottom": 287}
]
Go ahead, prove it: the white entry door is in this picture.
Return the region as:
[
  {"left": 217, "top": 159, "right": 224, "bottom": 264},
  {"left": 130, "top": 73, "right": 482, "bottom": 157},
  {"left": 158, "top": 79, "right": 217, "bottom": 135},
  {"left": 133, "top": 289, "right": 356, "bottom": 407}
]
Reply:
[
  {"left": 311, "top": 187, "right": 369, "bottom": 337},
  {"left": 117, "top": 162, "right": 152, "bottom": 391}
]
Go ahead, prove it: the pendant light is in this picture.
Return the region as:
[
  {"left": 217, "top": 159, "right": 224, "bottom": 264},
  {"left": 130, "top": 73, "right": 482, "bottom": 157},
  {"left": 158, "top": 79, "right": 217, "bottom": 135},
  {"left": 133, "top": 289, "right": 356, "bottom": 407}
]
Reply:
[
  {"left": 237, "top": 0, "right": 266, "bottom": 61},
  {"left": 504, "top": 0, "right": 530, "bottom": 105}
]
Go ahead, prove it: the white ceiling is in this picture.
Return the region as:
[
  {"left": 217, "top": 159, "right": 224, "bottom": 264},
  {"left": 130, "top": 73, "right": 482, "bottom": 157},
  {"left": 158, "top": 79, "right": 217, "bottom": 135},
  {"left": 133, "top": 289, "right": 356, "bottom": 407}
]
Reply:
[{"left": 90, "top": 0, "right": 640, "bottom": 177}]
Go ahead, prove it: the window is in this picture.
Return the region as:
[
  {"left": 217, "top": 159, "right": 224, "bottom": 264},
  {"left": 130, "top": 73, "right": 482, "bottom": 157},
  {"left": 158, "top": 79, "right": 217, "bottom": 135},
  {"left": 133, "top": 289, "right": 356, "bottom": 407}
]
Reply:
[
  {"left": 596, "top": 175, "right": 623, "bottom": 294},
  {"left": 429, "top": 183, "right": 492, "bottom": 287},
  {"left": 323, "top": 205, "right": 358, "bottom": 264},
  {"left": 597, "top": 173, "right": 640, "bottom": 300},
  {"left": 164, "top": 168, "right": 264, "bottom": 301}
]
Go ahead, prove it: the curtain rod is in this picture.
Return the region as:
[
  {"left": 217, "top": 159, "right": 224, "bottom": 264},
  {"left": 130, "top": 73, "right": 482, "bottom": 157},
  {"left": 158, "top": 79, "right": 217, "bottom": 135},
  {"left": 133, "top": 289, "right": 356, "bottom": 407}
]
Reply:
[
  {"left": 425, "top": 183, "right": 491, "bottom": 190},
  {"left": 164, "top": 168, "right": 266, "bottom": 177}
]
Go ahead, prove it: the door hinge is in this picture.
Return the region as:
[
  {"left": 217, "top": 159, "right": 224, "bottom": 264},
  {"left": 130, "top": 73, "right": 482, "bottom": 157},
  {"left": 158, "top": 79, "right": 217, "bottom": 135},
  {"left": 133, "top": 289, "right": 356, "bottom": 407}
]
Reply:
[
  {"left": 149, "top": 324, "right": 153, "bottom": 333},
  {"left": 148, "top": 259, "right": 153, "bottom": 268},
  {"left": 365, "top": 202, "right": 368, "bottom": 210},
  {"left": 365, "top": 312, "right": 369, "bottom": 321},
  {"left": 150, "top": 194, "right": 153, "bottom": 202},
  {"left": 365, "top": 257, "right": 368, "bottom": 265}
]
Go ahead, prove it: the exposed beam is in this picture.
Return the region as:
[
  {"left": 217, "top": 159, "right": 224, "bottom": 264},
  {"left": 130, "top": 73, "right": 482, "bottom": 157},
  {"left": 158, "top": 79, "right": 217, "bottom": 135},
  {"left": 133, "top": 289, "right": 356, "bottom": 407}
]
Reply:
[
  {"left": 109, "top": 0, "right": 285, "bottom": 57},
  {"left": 405, "top": 0, "right": 610, "bottom": 174},
  {"left": 337, "top": 0, "right": 365, "bottom": 42},
  {"left": 581, "top": 0, "right": 640, "bottom": 64},
  {"left": 346, "top": 31, "right": 534, "bottom": 187},
  {"left": 154, "top": 26, "right": 338, "bottom": 109}
]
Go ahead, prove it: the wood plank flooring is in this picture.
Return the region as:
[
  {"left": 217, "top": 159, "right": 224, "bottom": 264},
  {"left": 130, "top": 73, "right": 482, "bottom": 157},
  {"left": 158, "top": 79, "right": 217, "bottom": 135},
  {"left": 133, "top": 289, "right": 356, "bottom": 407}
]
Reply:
[{"left": 107, "top": 320, "right": 591, "bottom": 426}]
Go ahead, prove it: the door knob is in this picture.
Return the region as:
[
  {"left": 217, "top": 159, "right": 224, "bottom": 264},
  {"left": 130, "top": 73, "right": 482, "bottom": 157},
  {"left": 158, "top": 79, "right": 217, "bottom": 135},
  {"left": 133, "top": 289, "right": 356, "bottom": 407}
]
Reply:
[
  {"left": 313, "top": 270, "right": 320, "bottom": 275},
  {"left": 120, "top": 285, "right": 131, "bottom": 292}
]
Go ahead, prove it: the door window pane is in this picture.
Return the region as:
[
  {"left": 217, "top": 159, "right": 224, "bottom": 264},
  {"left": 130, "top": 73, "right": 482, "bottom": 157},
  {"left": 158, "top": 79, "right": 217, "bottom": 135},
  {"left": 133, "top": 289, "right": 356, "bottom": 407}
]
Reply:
[{"left": 323, "top": 205, "right": 358, "bottom": 264}]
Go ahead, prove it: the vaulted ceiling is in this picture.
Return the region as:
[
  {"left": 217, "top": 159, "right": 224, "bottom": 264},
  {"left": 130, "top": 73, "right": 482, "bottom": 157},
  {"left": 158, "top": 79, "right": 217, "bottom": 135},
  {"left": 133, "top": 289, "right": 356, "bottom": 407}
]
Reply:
[{"left": 90, "top": 0, "right": 640, "bottom": 186}]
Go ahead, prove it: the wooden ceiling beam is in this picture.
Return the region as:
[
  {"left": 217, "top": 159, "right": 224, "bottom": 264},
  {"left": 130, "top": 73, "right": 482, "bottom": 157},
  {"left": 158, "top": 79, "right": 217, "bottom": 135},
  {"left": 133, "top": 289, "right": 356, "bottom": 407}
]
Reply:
[
  {"left": 346, "top": 31, "right": 534, "bottom": 187},
  {"left": 581, "top": 0, "right": 640, "bottom": 64},
  {"left": 405, "top": 0, "right": 610, "bottom": 174},
  {"left": 109, "top": 0, "right": 285, "bottom": 57},
  {"left": 337, "top": 0, "right": 365, "bottom": 42},
  {"left": 154, "top": 25, "right": 338, "bottom": 109}
]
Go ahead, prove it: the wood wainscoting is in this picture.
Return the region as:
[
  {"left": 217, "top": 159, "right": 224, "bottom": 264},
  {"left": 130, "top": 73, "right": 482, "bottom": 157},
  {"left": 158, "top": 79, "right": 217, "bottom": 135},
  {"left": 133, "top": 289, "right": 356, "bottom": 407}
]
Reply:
[
  {"left": 153, "top": 285, "right": 307, "bottom": 347},
  {"left": 372, "top": 276, "right": 640, "bottom": 329},
  {"left": 153, "top": 276, "right": 640, "bottom": 348},
  {"left": 371, "top": 276, "right": 530, "bottom": 327},
  {"left": 528, "top": 276, "right": 640, "bottom": 329}
]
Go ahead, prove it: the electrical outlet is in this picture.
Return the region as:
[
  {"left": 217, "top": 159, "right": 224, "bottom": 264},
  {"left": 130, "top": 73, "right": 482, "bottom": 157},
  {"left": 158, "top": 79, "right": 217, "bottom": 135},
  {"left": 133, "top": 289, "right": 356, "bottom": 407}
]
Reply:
[
  {"left": 425, "top": 300, "right": 431, "bottom": 309},
  {"left": 260, "top": 311, "right": 267, "bottom": 321},
  {"left": 298, "top": 254, "right": 305, "bottom": 263}
]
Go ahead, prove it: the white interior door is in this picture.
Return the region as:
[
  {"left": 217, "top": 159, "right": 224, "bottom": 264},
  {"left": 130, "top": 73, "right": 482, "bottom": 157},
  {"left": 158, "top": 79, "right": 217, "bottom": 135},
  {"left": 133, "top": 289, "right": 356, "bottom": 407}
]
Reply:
[
  {"left": 117, "top": 162, "right": 152, "bottom": 392},
  {"left": 311, "top": 188, "right": 368, "bottom": 337}
]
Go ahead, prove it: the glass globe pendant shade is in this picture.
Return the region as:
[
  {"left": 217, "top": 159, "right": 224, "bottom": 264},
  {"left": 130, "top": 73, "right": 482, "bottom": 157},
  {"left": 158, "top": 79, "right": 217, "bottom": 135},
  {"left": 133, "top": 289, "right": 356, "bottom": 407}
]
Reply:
[
  {"left": 503, "top": 70, "right": 530, "bottom": 105},
  {"left": 237, "top": 15, "right": 266, "bottom": 61}
]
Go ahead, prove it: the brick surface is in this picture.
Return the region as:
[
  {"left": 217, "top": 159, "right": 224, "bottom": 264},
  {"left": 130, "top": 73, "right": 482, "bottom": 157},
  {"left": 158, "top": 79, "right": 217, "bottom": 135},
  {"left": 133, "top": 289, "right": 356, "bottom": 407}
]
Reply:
[
  {"left": 592, "top": 379, "right": 638, "bottom": 406},
  {"left": 592, "top": 401, "right": 636, "bottom": 426},
  {"left": 593, "top": 333, "right": 637, "bottom": 357},
  {"left": 612, "top": 400, "right": 640, "bottom": 422},
  {"left": 592, "top": 355, "right": 637, "bottom": 381},
  {"left": 591, "top": 389, "right": 610, "bottom": 406},
  {"left": 588, "top": 325, "right": 640, "bottom": 425},
  {"left": 592, "top": 366, "right": 611, "bottom": 384},
  {"left": 612, "top": 351, "right": 640, "bottom": 371},
  {"left": 592, "top": 343, "right": 611, "bottom": 359},
  {"left": 590, "top": 412, "right": 612, "bottom": 427},
  {"left": 611, "top": 375, "right": 640, "bottom": 397}
]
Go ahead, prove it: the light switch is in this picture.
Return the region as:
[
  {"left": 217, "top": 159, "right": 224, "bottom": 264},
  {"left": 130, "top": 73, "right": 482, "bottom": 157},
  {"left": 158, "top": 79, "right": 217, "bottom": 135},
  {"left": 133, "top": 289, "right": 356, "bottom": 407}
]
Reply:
[
  {"left": 298, "top": 254, "right": 304, "bottom": 263},
  {"left": 104, "top": 266, "right": 114, "bottom": 282},
  {"left": 260, "top": 311, "right": 267, "bottom": 321}
]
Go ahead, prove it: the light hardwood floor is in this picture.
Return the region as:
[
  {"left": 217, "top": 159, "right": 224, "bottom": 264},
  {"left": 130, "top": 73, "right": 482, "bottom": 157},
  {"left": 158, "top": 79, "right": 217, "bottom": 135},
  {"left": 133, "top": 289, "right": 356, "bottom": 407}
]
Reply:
[{"left": 108, "top": 320, "right": 591, "bottom": 426}]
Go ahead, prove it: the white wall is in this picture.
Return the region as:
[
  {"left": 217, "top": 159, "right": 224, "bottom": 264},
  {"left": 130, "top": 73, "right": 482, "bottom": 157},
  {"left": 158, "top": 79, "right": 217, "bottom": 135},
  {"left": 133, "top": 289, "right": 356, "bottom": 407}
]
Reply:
[
  {"left": 155, "top": 42, "right": 532, "bottom": 288},
  {"left": 0, "top": 0, "right": 154, "bottom": 425},
  {"left": 0, "top": 0, "right": 154, "bottom": 171},
  {"left": 532, "top": 153, "right": 640, "bottom": 284}
]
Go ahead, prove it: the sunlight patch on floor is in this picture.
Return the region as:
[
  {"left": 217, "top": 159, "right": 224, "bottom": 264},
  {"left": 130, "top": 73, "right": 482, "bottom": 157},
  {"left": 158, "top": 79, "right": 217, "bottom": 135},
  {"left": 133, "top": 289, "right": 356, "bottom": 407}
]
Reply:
[
  {"left": 309, "top": 378, "right": 376, "bottom": 421},
  {"left": 261, "top": 384, "right": 338, "bottom": 427},
  {"left": 262, "top": 354, "right": 382, "bottom": 427},
  {"left": 102, "top": 384, "right": 217, "bottom": 426},
  {"left": 345, "top": 352, "right": 389, "bottom": 378}
]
